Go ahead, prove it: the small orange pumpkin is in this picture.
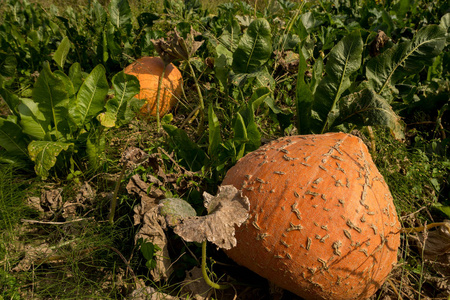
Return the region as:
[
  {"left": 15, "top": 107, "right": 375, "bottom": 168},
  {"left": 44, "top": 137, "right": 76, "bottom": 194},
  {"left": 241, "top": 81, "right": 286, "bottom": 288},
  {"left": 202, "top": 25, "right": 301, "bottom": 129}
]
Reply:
[
  {"left": 124, "top": 57, "right": 182, "bottom": 117},
  {"left": 222, "top": 132, "right": 400, "bottom": 300}
]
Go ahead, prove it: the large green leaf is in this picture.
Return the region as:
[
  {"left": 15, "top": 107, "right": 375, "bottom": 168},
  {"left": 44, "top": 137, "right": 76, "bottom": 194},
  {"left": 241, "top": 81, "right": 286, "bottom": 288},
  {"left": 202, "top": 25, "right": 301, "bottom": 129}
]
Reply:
[
  {"left": 310, "top": 31, "right": 363, "bottom": 133},
  {"left": 32, "top": 62, "right": 69, "bottom": 135},
  {"left": 329, "top": 88, "right": 405, "bottom": 139},
  {"left": 28, "top": 140, "right": 73, "bottom": 179},
  {"left": 366, "top": 25, "right": 446, "bottom": 98},
  {"left": 18, "top": 98, "right": 48, "bottom": 140},
  {"left": 68, "top": 62, "right": 83, "bottom": 93},
  {"left": 53, "top": 36, "right": 71, "bottom": 69},
  {"left": 295, "top": 50, "right": 314, "bottom": 134},
  {"left": 218, "top": 18, "right": 241, "bottom": 52},
  {"left": 0, "top": 116, "right": 28, "bottom": 156},
  {"left": 92, "top": 0, "right": 108, "bottom": 31},
  {"left": 109, "top": 0, "right": 132, "bottom": 35},
  {"left": 98, "top": 71, "right": 140, "bottom": 128},
  {"left": 232, "top": 18, "right": 272, "bottom": 74},
  {"left": 70, "top": 65, "right": 109, "bottom": 127}
]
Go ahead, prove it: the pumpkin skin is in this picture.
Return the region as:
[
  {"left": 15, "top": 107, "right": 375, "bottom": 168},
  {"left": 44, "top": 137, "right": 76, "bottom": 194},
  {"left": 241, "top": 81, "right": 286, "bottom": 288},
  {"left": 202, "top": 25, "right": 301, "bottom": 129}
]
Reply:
[
  {"left": 222, "top": 132, "right": 400, "bottom": 300},
  {"left": 124, "top": 57, "right": 182, "bottom": 117}
]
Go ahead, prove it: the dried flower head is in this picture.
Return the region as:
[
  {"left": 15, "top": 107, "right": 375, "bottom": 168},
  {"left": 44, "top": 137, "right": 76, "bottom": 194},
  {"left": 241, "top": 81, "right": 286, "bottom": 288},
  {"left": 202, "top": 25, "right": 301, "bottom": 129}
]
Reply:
[{"left": 151, "top": 27, "right": 204, "bottom": 64}]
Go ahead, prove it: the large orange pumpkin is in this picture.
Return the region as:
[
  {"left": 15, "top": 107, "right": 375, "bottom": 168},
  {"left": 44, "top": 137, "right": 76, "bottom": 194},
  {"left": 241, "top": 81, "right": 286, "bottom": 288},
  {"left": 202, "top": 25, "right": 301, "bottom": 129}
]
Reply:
[
  {"left": 222, "top": 132, "right": 400, "bottom": 300},
  {"left": 124, "top": 57, "right": 182, "bottom": 117}
]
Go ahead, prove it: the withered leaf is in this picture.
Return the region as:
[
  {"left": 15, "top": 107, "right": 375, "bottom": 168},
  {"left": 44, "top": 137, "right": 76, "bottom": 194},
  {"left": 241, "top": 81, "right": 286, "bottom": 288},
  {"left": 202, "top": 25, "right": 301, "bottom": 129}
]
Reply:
[
  {"left": 415, "top": 221, "right": 450, "bottom": 259},
  {"left": 129, "top": 282, "right": 180, "bottom": 300},
  {"left": 182, "top": 266, "right": 212, "bottom": 300},
  {"left": 173, "top": 185, "right": 250, "bottom": 250},
  {"left": 152, "top": 27, "right": 204, "bottom": 63},
  {"left": 121, "top": 147, "right": 149, "bottom": 169},
  {"left": 159, "top": 198, "right": 197, "bottom": 227},
  {"left": 135, "top": 206, "right": 173, "bottom": 281}
]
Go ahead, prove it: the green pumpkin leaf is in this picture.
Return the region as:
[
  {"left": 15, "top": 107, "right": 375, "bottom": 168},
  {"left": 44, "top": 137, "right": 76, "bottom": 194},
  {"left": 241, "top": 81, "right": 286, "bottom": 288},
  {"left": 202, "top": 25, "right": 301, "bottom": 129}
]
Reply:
[
  {"left": 310, "top": 31, "right": 363, "bottom": 133},
  {"left": 28, "top": 140, "right": 73, "bottom": 179},
  {"left": 232, "top": 18, "right": 272, "bottom": 74},
  {"left": 219, "top": 18, "right": 241, "bottom": 52},
  {"left": 0, "top": 54, "right": 17, "bottom": 78},
  {"left": 69, "top": 65, "right": 109, "bottom": 127}
]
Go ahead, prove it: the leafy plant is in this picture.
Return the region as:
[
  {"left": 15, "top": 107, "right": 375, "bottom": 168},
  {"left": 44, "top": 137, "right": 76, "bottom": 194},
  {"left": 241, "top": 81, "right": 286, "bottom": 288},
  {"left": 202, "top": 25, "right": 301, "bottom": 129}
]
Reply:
[
  {"left": 137, "top": 238, "right": 161, "bottom": 270},
  {"left": 0, "top": 62, "right": 142, "bottom": 179},
  {"left": 294, "top": 20, "right": 448, "bottom": 138}
]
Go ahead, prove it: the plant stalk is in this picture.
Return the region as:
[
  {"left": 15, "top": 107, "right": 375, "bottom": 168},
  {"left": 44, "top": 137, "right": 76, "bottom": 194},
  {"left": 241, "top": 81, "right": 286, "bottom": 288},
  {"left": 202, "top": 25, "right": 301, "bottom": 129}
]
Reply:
[
  {"left": 187, "top": 60, "right": 205, "bottom": 136},
  {"left": 108, "top": 163, "right": 127, "bottom": 224},
  {"left": 155, "top": 66, "right": 166, "bottom": 134},
  {"left": 201, "top": 241, "right": 229, "bottom": 290}
]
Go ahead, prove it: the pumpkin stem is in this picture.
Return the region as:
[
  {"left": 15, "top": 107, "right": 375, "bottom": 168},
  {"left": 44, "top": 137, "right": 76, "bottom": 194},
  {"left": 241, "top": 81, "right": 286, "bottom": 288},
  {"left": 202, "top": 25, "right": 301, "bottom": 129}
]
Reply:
[
  {"left": 186, "top": 60, "right": 205, "bottom": 136},
  {"left": 201, "top": 240, "right": 230, "bottom": 290}
]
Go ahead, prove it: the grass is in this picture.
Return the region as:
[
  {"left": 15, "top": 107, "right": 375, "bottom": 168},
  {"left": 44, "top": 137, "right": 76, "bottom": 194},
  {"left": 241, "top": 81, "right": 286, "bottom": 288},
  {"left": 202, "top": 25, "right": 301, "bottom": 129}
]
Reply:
[{"left": 1, "top": 0, "right": 449, "bottom": 298}]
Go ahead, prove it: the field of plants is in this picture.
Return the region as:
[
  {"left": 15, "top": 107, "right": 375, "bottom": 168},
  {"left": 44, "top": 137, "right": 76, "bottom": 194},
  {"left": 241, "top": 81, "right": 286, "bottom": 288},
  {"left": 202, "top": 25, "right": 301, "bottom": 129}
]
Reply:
[{"left": 0, "top": 0, "right": 449, "bottom": 299}]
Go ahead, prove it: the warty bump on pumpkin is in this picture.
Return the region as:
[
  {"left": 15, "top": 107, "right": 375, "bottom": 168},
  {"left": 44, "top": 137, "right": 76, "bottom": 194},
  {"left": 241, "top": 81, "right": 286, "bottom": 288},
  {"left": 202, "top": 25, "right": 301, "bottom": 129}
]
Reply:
[{"left": 222, "top": 132, "right": 401, "bottom": 300}]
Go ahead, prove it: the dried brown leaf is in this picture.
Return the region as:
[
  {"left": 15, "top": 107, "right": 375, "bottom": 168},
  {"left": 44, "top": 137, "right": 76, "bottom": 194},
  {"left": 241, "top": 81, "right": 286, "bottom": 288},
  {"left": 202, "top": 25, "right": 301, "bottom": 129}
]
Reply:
[
  {"left": 135, "top": 206, "right": 173, "bottom": 281},
  {"left": 152, "top": 27, "right": 204, "bottom": 63},
  {"left": 129, "top": 280, "right": 180, "bottom": 300},
  {"left": 415, "top": 221, "right": 450, "bottom": 258},
  {"left": 181, "top": 267, "right": 212, "bottom": 300},
  {"left": 76, "top": 181, "right": 96, "bottom": 204},
  {"left": 121, "top": 147, "right": 149, "bottom": 169},
  {"left": 12, "top": 243, "right": 54, "bottom": 272},
  {"left": 412, "top": 221, "right": 450, "bottom": 276},
  {"left": 173, "top": 185, "right": 250, "bottom": 250},
  {"left": 40, "top": 188, "right": 63, "bottom": 212}
]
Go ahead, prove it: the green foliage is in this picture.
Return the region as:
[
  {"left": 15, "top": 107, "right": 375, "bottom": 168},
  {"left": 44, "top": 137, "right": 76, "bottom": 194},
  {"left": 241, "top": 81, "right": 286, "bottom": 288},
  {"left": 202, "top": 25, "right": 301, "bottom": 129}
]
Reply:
[
  {"left": 0, "top": 63, "right": 141, "bottom": 179},
  {"left": 137, "top": 238, "right": 162, "bottom": 270}
]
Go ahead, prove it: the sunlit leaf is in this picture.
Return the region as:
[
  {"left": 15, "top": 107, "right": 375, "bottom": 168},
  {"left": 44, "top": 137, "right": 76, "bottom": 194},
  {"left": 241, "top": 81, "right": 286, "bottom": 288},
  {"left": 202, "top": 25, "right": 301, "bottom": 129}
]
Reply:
[
  {"left": 28, "top": 140, "right": 73, "bottom": 179},
  {"left": 32, "top": 62, "right": 69, "bottom": 135},
  {"left": 53, "top": 36, "right": 71, "bottom": 69},
  {"left": 109, "top": 0, "right": 132, "bottom": 35},
  {"left": 310, "top": 31, "right": 363, "bottom": 133},
  {"left": 98, "top": 71, "right": 140, "bottom": 128},
  {"left": 69, "top": 65, "right": 108, "bottom": 127}
]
